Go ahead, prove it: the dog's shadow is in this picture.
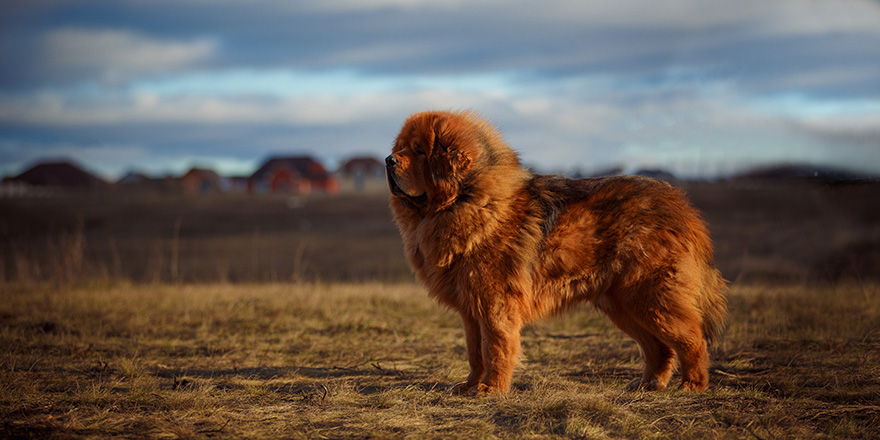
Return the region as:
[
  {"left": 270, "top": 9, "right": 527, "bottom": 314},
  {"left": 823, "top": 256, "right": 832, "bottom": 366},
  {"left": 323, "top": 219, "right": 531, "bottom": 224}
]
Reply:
[{"left": 152, "top": 364, "right": 449, "bottom": 396}]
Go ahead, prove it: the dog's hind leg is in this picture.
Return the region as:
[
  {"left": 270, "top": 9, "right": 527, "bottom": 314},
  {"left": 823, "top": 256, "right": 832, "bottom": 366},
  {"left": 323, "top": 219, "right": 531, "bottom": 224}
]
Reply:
[
  {"left": 605, "top": 309, "right": 676, "bottom": 391},
  {"left": 634, "top": 293, "right": 710, "bottom": 391},
  {"left": 662, "top": 320, "right": 709, "bottom": 391}
]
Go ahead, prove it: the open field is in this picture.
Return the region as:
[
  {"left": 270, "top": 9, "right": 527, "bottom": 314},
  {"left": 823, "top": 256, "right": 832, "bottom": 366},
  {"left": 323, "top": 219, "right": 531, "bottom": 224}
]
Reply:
[
  {"left": 0, "top": 192, "right": 409, "bottom": 284},
  {"left": 1, "top": 282, "right": 878, "bottom": 439},
  {"left": 1, "top": 181, "right": 879, "bottom": 285},
  {"left": 1, "top": 180, "right": 879, "bottom": 438}
]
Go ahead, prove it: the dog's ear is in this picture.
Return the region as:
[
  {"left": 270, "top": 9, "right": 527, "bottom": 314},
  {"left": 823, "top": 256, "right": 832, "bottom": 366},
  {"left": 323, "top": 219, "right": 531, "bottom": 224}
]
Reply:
[
  {"left": 427, "top": 116, "right": 473, "bottom": 209},
  {"left": 430, "top": 117, "right": 448, "bottom": 157},
  {"left": 430, "top": 118, "right": 471, "bottom": 181},
  {"left": 431, "top": 118, "right": 447, "bottom": 153}
]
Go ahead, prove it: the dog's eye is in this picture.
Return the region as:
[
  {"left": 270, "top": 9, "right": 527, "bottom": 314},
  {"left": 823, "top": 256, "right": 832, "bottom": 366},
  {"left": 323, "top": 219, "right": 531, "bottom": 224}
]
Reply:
[{"left": 415, "top": 150, "right": 426, "bottom": 156}]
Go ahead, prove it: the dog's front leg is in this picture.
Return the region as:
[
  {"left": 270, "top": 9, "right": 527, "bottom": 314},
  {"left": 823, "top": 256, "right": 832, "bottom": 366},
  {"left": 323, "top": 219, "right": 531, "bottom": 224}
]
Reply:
[
  {"left": 452, "top": 312, "right": 484, "bottom": 395},
  {"left": 474, "top": 305, "right": 522, "bottom": 395}
]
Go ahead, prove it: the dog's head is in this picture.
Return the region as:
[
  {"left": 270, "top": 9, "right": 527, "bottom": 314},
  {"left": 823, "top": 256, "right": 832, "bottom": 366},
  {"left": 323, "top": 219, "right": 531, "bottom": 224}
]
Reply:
[{"left": 386, "top": 111, "right": 483, "bottom": 210}]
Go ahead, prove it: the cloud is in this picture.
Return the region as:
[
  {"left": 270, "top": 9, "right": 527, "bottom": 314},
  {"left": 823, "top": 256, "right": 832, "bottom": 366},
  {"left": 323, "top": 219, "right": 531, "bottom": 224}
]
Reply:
[
  {"left": 2, "top": 60, "right": 878, "bottom": 178},
  {"left": 4, "top": 0, "right": 879, "bottom": 97},
  {"left": 757, "top": 0, "right": 880, "bottom": 37},
  {"left": 1, "top": 0, "right": 879, "bottom": 179},
  {"left": 301, "top": 0, "right": 473, "bottom": 11},
  {"left": 0, "top": 70, "right": 524, "bottom": 127},
  {"left": 0, "top": 138, "right": 261, "bottom": 180},
  {"left": 38, "top": 28, "right": 217, "bottom": 85},
  {"left": 0, "top": 140, "right": 150, "bottom": 179}
]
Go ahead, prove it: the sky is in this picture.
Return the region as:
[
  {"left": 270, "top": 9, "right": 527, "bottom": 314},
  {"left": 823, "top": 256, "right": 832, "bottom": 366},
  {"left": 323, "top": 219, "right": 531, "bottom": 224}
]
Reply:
[{"left": 1, "top": 0, "right": 879, "bottom": 180}]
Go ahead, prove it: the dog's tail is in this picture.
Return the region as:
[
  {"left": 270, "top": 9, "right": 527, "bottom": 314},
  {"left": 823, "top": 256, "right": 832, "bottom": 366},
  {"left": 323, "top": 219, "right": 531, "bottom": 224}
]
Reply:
[{"left": 699, "top": 266, "right": 729, "bottom": 345}]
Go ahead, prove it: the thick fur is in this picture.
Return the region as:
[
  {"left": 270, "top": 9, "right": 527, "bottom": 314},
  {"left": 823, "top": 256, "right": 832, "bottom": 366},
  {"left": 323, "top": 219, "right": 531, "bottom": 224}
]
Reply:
[{"left": 387, "top": 110, "right": 728, "bottom": 395}]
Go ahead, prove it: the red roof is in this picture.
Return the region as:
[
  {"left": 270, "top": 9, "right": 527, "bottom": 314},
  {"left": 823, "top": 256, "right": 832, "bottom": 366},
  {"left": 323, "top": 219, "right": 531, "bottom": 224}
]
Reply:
[{"left": 249, "top": 157, "right": 331, "bottom": 182}]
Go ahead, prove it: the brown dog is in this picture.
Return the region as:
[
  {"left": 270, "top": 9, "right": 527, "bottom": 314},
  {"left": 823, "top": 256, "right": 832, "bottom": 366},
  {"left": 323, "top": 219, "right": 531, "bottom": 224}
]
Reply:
[{"left": 386, "top": 110, "right": 727, "bottom": 395}]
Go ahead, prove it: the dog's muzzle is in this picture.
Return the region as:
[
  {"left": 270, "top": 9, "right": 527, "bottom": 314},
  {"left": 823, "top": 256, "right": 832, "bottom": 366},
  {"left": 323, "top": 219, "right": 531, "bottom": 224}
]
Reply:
[{"left": 385, "top": 155, "right": 427, "bottom": 204}]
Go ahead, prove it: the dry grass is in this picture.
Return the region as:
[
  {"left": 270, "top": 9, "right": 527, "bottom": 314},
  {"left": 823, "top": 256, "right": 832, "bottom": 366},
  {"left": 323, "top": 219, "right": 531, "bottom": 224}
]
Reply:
[
  {"left": 1, "top": 181, "right": 878, "bottom": 437},
  {"left": 2, "top": 281, "right": 878, "bottom": 439},
  {"left": 2, "top": 181, "right": 879, "bottom": 285},
  {"left": 0, "top": 193, "right": 410, "bottom": 283}
]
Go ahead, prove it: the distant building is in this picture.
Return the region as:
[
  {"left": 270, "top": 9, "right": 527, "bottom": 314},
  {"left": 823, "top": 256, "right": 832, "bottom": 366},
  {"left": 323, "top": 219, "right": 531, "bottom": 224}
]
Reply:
[
  {"left": 181, "top": 168, "right": 224, "bottom": 194},
  {"left": 227, "top": 176, "right": 250, "bottom": 193},
  {"left": 2, "top": 161, "right": 109, "bottom": 194},
  {"left": 117, "top": 171, "right": 151, "bottom": 185},
  {"left": 0, "top": 179, "right": 35, "bottom": 197},
  {"left": 337, "top": 156, "right": 385, "bottom": 193},
  {"left": 248, "top": 157, "right": 339, "bottom": 195},
  {"left": 116, "top": 171, "right": 183, "bottom": 193}
]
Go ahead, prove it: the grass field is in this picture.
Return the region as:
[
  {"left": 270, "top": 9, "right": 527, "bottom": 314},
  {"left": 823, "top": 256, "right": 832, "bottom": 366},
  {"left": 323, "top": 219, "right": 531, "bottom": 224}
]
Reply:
[
  {"left": 1, "top": 181, "right": 879, "bottom": 438},
  {"left": 2, "top": 181, "right": 879, "bottom": 285},
  {"left": 1, "top": 282, "right": 878, "bottom": 439}
]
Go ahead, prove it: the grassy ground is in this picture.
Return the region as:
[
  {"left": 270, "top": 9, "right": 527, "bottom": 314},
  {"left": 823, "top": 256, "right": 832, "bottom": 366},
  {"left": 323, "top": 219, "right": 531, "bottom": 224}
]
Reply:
[
  {"left": 2, "top": 181, "right": 879, "bottom": 284},
  {"left": 2, "top": 181, "right": 878, "bottom": 437},
  {"left": 2, "top": 282, "right": 878, "bottom": 439}
]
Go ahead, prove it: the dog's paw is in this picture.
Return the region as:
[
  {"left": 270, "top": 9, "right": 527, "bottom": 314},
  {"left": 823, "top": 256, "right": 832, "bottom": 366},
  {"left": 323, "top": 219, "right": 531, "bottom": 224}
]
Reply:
[
  {"left": 679, "top": 380, "right": 708, "bottom": 392},
  {"left": 470, "top": 383, "right": 501, "bottom": 396},
  {"left": 625, "top": 378, "right": 666, "bottom": 391},
  {"left": 450, "top": 381, "right": 475, "bottom": 396}
]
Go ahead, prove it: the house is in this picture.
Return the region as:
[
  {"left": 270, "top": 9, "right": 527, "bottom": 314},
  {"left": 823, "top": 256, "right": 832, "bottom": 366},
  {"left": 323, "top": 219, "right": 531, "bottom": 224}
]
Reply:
[
  {"left": 116, "top": 171, "right": 183, "bottom": 193},
  {"left": 2, "top": 161, "right": 109, "bottom": 194},
  {"left": 227, "top": 176, "right": 250, "bottom": 193},
  {"left": 337, "top": 156, "right": 385, "bottom": 193},
  {"left": 248, "top": 157, "right": 338, "bottom": 195},
  {"left": 117, "top": 171, "right": 151, "bottom": 185},
  {"left": 181, "top": 168, "right": 224, "bottom": 194}
]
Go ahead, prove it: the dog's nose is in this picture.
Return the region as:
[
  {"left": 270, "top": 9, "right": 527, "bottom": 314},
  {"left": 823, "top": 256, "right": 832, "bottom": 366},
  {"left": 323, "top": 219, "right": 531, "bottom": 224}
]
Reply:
[{"left": 385, "top": 155, "right": 398, "bottom": 168}]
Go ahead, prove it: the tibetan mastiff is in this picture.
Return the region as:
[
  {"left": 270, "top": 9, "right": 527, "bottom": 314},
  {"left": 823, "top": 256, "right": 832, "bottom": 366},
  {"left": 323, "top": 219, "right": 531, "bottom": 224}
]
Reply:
[{"left": 386, "top": 110, "right": 727, "bottom": 395}]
